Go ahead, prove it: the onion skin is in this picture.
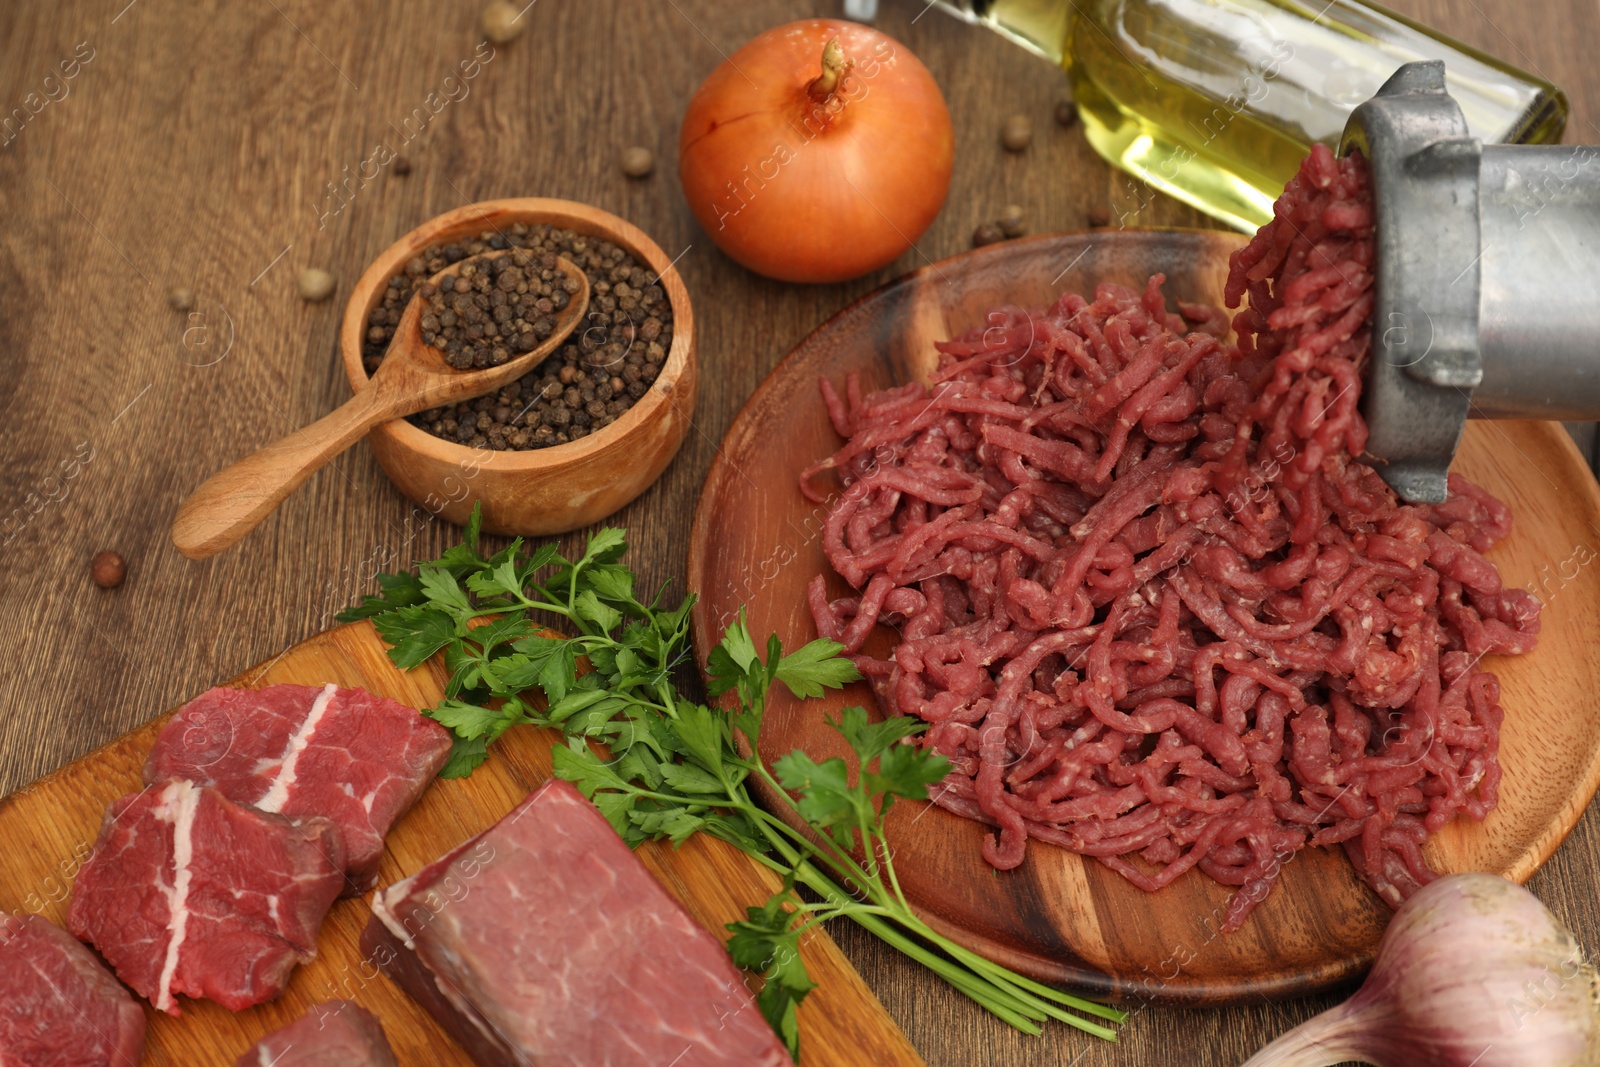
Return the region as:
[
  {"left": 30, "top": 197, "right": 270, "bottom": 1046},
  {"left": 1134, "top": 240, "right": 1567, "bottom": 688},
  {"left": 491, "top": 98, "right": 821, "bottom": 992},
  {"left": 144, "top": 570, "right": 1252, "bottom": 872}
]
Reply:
[
  {"left": 1242, "top": 874, "right": 1600, "bottom": 1067},
  {"left": 678, "top": 20, "right": 954, "bottom": 284}
]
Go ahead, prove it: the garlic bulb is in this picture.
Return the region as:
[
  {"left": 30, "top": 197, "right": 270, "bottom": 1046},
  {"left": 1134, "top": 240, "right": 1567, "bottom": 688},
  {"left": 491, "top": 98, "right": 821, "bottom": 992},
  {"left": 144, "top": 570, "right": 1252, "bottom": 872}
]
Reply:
[{"left": 1242, "top": 873, "right": 1600, "bottom": 1067}]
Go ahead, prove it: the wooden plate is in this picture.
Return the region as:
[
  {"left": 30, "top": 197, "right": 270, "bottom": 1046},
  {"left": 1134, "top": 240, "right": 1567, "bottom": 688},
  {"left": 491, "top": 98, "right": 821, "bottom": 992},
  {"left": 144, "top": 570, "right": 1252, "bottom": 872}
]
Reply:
[
  {"left": 686, "top": 229, "right": 1600, "bottom": 1004},
  {"left": 0, "top": 621, "right": 923, "bottom": 1066}
]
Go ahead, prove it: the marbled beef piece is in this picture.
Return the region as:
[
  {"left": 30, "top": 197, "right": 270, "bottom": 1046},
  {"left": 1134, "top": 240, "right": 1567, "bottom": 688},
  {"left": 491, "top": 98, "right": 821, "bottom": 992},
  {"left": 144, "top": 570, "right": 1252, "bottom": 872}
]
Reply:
[
  {"left": 232, "top": 999, "right": 398, "bottom": 1067},
  {"left": 144, "top": 683, "right": 452, "bottom": 893},
  {"left": 68, "top": 779, "right": 346, "bottom": 1015},
  {"left": 0, "top": 914, "right": 145, "bottom": 1067},
  {"left": 363, "top": 778, "right": 793, "bottom": 1067}
]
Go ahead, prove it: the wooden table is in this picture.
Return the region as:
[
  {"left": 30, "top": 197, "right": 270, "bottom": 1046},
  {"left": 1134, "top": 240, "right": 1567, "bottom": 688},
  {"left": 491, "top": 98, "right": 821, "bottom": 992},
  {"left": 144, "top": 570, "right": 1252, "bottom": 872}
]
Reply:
[{"left": 2, "top": 1, "right": 1596, "bottom": 1064}]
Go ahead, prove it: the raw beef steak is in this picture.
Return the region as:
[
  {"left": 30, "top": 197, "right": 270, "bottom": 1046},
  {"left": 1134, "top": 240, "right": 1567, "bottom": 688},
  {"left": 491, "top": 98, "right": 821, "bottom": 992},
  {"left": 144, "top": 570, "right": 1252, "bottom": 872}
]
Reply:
[
  {"left": 363, "top": 778, "right": 793, "bottom": 1067},
  {"left": 232, "top": 999, "right": 398, "bottom": 1067},
  {"left": 0, "top": 913, "right": 145, "bottom": 1067},
  {"left": 144, "top": 682, "right": 452, "bottom": 893},
  {"left": 68, "top": 779, "right": 346, "bottom": 1014}
]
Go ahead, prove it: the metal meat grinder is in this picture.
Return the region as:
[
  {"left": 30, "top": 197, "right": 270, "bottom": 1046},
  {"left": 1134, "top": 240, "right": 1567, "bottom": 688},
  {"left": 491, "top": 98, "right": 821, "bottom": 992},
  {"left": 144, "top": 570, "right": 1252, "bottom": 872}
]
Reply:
[{"left": 1345, "top": 60, "right": 1600, "bottom": 503}]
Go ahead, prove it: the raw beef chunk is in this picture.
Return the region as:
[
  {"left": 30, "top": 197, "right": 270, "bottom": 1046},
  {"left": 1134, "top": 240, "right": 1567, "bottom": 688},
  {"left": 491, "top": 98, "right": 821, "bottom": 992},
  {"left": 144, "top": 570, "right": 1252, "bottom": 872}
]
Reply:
[
  {"left": 232, "top": 999, "right": 398, "bottom": 1067},
  {"left": 145, "top": 683, "right": 451, "bottom": 894},
  {"left": 363, "top": 778, "right": 793, "bottom": 1067},
  {"left": 68, "top": 779, "right": 345, "bottom": 1014},
  {"left": 0, "top": 913, "right": 145, "bottom": 1066}
]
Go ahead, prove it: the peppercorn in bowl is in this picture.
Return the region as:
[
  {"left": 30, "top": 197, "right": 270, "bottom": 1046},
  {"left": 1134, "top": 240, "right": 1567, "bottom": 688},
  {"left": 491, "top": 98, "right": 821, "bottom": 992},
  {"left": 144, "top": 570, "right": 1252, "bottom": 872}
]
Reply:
[{"left": 339, "top": 198, "right": 696, "bottom": 535}]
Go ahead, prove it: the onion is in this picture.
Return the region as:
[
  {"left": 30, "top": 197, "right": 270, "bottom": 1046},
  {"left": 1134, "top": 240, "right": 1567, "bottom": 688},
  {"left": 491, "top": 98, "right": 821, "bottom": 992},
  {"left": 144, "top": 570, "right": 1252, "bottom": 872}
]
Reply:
[
  {"left": 1242, "top": 874, "right": 1600, "bottom": 1067},
  {"left": 678, "top": 19, "right": 954, "bottom": 284}
]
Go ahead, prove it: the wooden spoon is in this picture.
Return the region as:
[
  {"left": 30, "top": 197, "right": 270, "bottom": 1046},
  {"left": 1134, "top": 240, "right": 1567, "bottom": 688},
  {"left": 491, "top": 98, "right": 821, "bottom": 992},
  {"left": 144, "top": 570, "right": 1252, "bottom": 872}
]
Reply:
[{"left": 171, "top": 254, "right": 591, "bottom": 560}]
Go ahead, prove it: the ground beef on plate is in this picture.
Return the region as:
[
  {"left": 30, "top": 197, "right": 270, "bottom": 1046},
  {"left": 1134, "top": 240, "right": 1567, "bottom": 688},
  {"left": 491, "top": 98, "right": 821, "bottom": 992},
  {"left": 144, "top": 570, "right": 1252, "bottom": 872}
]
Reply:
[{"left": 802, "top": 145, "right": 1540, "bottom": 931}]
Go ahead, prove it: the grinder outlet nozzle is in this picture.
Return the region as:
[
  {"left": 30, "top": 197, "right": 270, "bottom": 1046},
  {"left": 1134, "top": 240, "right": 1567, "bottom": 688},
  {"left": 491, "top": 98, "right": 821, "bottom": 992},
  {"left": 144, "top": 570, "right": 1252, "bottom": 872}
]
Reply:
[{"left": 1340, "top": 60, "right": 1600, "bottom": 503}]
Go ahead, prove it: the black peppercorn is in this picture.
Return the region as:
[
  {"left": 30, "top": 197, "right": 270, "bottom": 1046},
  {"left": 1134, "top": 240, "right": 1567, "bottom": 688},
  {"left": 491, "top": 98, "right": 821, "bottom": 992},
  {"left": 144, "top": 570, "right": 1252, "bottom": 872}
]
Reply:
[
  {"left": 973, "top": 223, "right": 1005, "bottom": 247},
  {"left": 363, "top": 224, "right": 673, "bottom": 452}
]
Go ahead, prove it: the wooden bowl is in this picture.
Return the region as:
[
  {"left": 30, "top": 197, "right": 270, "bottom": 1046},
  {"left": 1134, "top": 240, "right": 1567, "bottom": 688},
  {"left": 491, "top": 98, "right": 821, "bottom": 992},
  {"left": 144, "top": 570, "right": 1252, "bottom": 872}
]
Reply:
[{"left": 339, "top": 199, "right": 696, "bottom": 535}]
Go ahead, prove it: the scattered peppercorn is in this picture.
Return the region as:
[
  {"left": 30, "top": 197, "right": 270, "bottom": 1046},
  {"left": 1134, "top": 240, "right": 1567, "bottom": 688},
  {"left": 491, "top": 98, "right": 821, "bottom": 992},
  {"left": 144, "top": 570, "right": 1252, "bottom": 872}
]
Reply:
[
  {"left": 393, "top": 155, "right": 412, "bottom": 176},
  {"left": 480, "top": 0, "right": 526, "bottom": 43},
  {"left": 168, "top": 288, "right": 195, "bottom": 312},
  {"left": 620, "top": 146, "right": 655, "bottom": 179},
  {"left": 998, "top": 204, "right": 1026, "bottom": 238},
  {"left": 1054, "top": 98, "right": 1079, "bottom": 128},
  {"left": 1087, "top": 205, "right": 1112, "bottom": 228},
  {"left": 365, "top": 225, "right": 673, "bottom": 452},
  {"left": 972, "top": 223, "right": 1005, "bottom": 247},
  {"left": 298, "top": 268, "right": 336, "bottom": 302},
  {"left": 90, "top": 550, "right": 125, "bottom": 589},
  {"left": 1001, "top": 113, "right": 1033, "bottom": 152}
]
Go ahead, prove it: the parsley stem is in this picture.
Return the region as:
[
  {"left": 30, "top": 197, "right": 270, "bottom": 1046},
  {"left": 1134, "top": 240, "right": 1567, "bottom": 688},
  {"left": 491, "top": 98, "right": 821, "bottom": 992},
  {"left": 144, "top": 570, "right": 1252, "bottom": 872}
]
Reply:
[
  {"left": 776, "top": 859, "right": 1022, "bottom": 1018},
  {"left": 793, "top": 861, "right": 1121, "bottom": 1038},
  {"left": 855, "top": 806, "right": 877, "bottom": 883},
  {"left": 486, "top": 590, "right": 570, "bottom": 619},
  {"left": 878, "top": 831, "right": 910, "bottom": 910},
  {"left": 746, "top": 762, "right": 890, "bottom": 903},
  {"left": 788, "top": 905, "right": 895, "bottom": 937},
  {"left": 943, "top": 939, "right": 1128, "bottom": 1022},
  {"left": 733, "top": 781, "right": 1120, "bottom": 1037}
]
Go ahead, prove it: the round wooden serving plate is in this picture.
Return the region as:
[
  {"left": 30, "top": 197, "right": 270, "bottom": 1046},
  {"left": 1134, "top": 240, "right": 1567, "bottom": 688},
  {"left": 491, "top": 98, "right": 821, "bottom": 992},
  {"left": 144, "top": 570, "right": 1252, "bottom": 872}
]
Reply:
[{"left": 686, "top": 229, "right": 1600, "bottom": 1003}]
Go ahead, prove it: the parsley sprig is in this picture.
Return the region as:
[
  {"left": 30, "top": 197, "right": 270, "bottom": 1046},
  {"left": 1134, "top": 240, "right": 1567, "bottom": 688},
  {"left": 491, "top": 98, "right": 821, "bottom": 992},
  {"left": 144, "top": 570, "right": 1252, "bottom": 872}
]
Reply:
[{"left": 341, "top": 508, "right": 1123, "bottom": 1058}]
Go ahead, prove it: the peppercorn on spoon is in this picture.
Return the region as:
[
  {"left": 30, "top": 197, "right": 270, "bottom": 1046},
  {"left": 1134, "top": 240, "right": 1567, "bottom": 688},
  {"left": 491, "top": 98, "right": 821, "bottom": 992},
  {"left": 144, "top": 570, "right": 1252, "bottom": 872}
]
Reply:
[{"left": 170, "top": 255, "right": 591, "bottom": 559}]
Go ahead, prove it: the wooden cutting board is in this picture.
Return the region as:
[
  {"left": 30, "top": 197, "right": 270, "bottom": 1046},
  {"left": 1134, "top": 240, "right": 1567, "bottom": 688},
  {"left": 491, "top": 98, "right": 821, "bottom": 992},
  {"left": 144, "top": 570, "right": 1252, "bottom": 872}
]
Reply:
[
  {"left": 0, "top": 620, "right": 925, "bottom": 1067},
  {"left": 687, "top": 228, "right": 1600, "bottom": 1003}
]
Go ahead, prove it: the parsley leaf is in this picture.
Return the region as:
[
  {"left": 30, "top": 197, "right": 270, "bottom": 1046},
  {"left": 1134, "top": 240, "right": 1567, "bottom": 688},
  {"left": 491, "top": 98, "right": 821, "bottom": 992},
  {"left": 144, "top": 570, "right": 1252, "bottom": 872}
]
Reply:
[
  {"left": 574, "top": 589, "right": 622, "bottom": 634},
  {"left": 418, "top": 566, "right": 474, "bottom": 624},
  {"left": 721, "top": 612, "right": 761, "bottom": 674},
  {"left": 772, "top": 751, "right": 861, "bottom": 852},
  {"left": 869, "top": 742, "right": 951, "bottom": 815},
  {"left": 829, "top": 705, "right": 921, "bottom": 767},
  {"left": 536, "top": 640, "right": 579, "bottom": 706},
  {"left": 434, "top": 542, "right": 489, "bottom": 579},
  {"left": 582, "top": 527, "right": 628, "bottom": 565},
  {"left": 337, "top": 570, "right": 425, "bottom": 621},
  {"left": 438, "top": 734, "right": 490, "bottom": 779},
  {"left": 775, "top": 639, "right": 861, "bottom": 699},
  {"left": 429, "top": 698, "right": 521, "bottom": 741},
  {"left": 726, "top": 888, "right": 814, "bottom": 1063},
  {"left": 465, "top": 558, "right": 523, "bottom": 602},
  {"left": 672, "top": 700, "right": 727, "bottom": 778},
  {"left": 585, "top": 565, "right": 637, "bottom": 607},
  {"left": 372, "top": 606, "right": 456, "bottom": 670}
]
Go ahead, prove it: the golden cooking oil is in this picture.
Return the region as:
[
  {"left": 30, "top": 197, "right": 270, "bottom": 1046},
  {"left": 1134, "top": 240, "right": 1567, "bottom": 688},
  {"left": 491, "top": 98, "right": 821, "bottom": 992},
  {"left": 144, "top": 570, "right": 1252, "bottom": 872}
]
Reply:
[{"left": 935, "top": 0, "right": 1569, "bottom": 230}]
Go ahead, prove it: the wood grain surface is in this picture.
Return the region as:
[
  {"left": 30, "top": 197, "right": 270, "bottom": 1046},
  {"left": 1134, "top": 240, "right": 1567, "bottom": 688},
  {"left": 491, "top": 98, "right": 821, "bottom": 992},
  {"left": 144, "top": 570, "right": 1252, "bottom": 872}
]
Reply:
[
  {"left": 686, "top": 227, "right": 1600, "bottom": 1003},
  {"left": 2, "top": 0, "right": 1597, "bottom": 1064},
  {"left": 0, "top": 620, "right": 922, "bottom": 1066}
]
